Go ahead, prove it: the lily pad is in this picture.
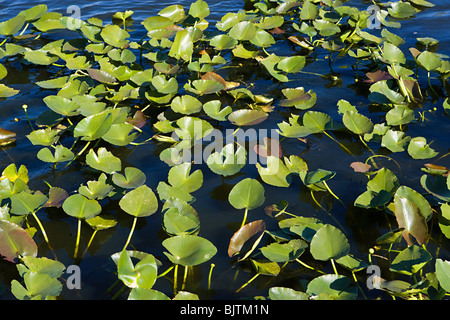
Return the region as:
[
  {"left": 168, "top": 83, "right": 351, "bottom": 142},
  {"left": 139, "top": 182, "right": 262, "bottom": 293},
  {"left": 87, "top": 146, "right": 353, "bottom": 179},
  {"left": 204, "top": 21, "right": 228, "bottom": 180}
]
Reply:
[
  {"left": 407, "top": 137, "right": 439, "bottom": 159},
  {"left": 163, "top": 235, "right": 217, "bottom": 266},
  {"left": 228, "top": 178, "right": 265, "bottom": 211},
  {"left": 228, "top": 109, "right": 268, "bottom": 126},
  {"left": 0, "top": 220, "right": 37, "bottom": 262},
  {"left": 62, "top": 194, "right": 101, "bottom": 219},
  {"left": 119, "top": 185, "right": 158, "bottom": 217},
  {"left": 310, "top": 224, "right": 350, "bottom": 261},
  {"left": 390, "top": 245, "right": 432, "bottom": 275}
]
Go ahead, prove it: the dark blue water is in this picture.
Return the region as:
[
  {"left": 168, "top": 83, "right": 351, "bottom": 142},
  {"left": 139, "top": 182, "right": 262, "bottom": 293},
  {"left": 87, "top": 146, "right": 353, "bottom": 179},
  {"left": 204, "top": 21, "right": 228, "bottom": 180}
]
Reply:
[{"left": 0, "top": 0, "right": 449, "bottom": 300}]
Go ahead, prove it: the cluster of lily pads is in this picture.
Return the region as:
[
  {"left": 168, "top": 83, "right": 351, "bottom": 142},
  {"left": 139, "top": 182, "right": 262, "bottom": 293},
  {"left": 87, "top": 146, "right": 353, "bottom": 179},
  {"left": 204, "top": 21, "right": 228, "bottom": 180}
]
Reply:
[{"left": 0, "top": 0, "right": 449, "bottom": 300}]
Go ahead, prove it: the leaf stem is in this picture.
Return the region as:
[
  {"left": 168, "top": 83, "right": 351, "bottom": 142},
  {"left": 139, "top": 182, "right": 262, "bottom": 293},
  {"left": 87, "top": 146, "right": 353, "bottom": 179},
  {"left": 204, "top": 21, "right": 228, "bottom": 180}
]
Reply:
[
  {"left": 295, "top": 258, "right": 326, "bottom": 274},
  {"left": 241, "top": 208, "right": 248, "bottom": 228},
  {"left": 182, "top": 265, "right": 188, "bottom": 290},
  {"left": 122, "top": 216, "right": 137, "bottom": 251},
  {"left": 174, "top": 264, "right": 179, "bottom": 295},
  {"left": 31, "top": 211, "right": 56, "bottom": 258},
  {"left": 330, "top": 258, "right": 339, "bottom": 275},
  {"left": 82, "top": 229, "right": 98, "bottom": 258},
  {"left": 236, "top": 273, "right": 259, "bottom": 293},
  {"left": 323, "top": 130, "right": 353, "bottom": 155},
  {"left": 322, "top": 180, "right": 345, "bottom": 207},
  {"left": 208, "top": 263, "right": 215, "bottom": 290},
  {"left": 74, "top": 218, "right": 82, "bottom": 260}
]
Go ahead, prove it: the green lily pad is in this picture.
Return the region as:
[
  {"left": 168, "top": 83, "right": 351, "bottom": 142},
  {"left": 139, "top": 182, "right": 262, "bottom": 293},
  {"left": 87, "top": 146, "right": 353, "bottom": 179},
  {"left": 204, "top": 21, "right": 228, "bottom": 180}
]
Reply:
[
  {"left": 228, "top": 109, "right": 268, "bottom": 126},
  {"left": 102, "top": 123, "right": 138, "bottom": 146},
  {"left": 203, "top": 100, "right": 232, "bottom": 121},
  {"left": 169, "top": 29, "right": 193, "bottom": 62},
  {"left": 27, "top": 128, "right": 59, "bottom": 146},
  {"left": 417, "top": 50, "right": 442, "bottom": 71},
  {"left": 163, "top": 235, "right": 217, "bottom": 266},
  {"left": 390, "top": 245, "right": 432, "bottom": 275},
  {"left": 207, "top": 144, "right": 246, "bottom": 177},
  {"left": 228, "top": 21, "right": 256, "bottom": 41},
  {"left": 269, "top": 287, "right": 309, "bottom": 300},
  {"left": 85, "top": 147, "right": 122, "bottom": 174},
  {"left": 407, "top": 137, "right": 439, "bottom": 159},
  {"left": 229, "top": 178, "right": 265, "bottom": 211},
  {"left": 210, "top": 34, "right": 238, "bottom": 50},
  {"left": 79, "top": 173, "right": 113, "bottom": 200},
  {"left": 112, "top": 167, "right": 146, "bottom": 189},
  {"left": 256, "top": 156, "right": 292, "bottom": 187},
  {"left": 343, "top": 111, "right": 374, "bottom": 135},
  {"left": 381, "top": 129, "right": 411, "bottom": 153},
  {"left": 302, "top": 111, "right": 333, "bottom": 133},
  {"left": 37, "top": 146, "right": 74, "bottom": 163},
  {"left": 435, "top": 259, "right": 450, "bottom": 292},
  {"left": 119, "top": 185, "right": 158, "bottom": 218},
  {"left": 386, "top": 105, "right": 415, "bottom": 126},
  {"left": 62, "top": 194, "right": 101, "bottom": 219},
  {"left": 10, "top": 191, "right": 48, "bottom": 216},
  {"left": 306, "top": 274, "right": 357, "bottom": 300},
  {"left": 382, "top": 42, "right": 406, "bottom": 64},
  {"left": 101, "top": 24, "right": 129, "bottom": 48},
  {"left": 74, "top": 111, "right": 113, "bottom": 141},
  {"left": 43, "top": 95, "right": 79, "bottom": 117},
  {"left": 171, "top": 95, "right": 202, "bottom": 115},
  {"left": 260, "top": 239, "right": 308, "bottom": 262},
  {"left": 0, "top": 15, "right": 26, "bottom": 36},
  {"left": 117, "top": 249, "right": 158, "bottom": 289},
  {"left": 310, "top": 224, "right": 350, "bottom": 261}
]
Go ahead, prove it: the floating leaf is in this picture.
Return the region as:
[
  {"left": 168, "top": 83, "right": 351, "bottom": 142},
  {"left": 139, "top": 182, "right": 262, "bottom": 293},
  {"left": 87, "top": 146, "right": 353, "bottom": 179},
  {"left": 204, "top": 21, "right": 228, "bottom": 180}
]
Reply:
[
  {"left": 0, "top": 15, "right": 26, "bottom": 36},
  {"left": 342, "top": 111, "right": 374, "bottom": 135},
  {"left": 364, "top": 70, "right": 393, "bottom": 83},
  {"left": 256, "top": 156, "right": 292, "bottom": 187},
  {"left": 88, "top": 69, "right": 117, "bottom": 84},
  {"left": 207, "top": 144, "right": 246, "bottom": 177},
  {"left": 269, "top": 287, "right": 309, "bottom": 300},
  {"left": 79, "top": 173, "right": 113, "bottom": 200},
  {"left": 0, "top": 220, "right": 37, "bottom": 262},
  {"left": 37, "top": 145, "right": 74, "bottom": 163},
  {"left": 382, "top": 42, "right": 406, "bottom": 64},
  {"left": 420, "top": 174, "right": 450, "bottom": 202},
  {"left": 381, "top": 129, "right": 411, "bottom": 153},
  {"left": 228, "top": 109, "right": 268, "bottom": 126},
  {"left": 10, "top": 192, "right": 48, "bottom": 216},
  {"left": 302, "top": 111, "right": 333, "bottom": 133},
  {"left": 0, "top": 127, "right": 16, "bottom": 146},
  {"left": 0, "top": 84, "right": 20, "bottom": 98},
  {"left": 416, "top": 50, "right": 442, "bottom": 72},
  {"left": 100, "top": 24, "right": 129, "bottom": 48},
  {"left": 278, "top": 87, "right": 315, "bottom": 110},
  {"left": 228, "top": 220, "right": 266, "bottom": 257},
  {"left": 112, "top": 167, "right": 146, "bottom": 189},
  {"left": 260, "top": 239, "right": 308, "bottom": 262},
  {"left": 169, "top": 29, "right": 193, "bottom": 62},
  {"left": 390, "top": 245, "right": 432, "bottom": 275},
  {"left": 74, "top": 111, "right": 113, "bottom": 141},
  {"left": 407, "top": 137, "right": 438, "bottom": 159},
  {"left": 203, "top": 100, "right": 232, "bottom": 121},
  {"left": 85, "top": 147, "right": 122, "bottom": 174},
  {"left": 119, "top": 185, "right": 158, "bottom": 218},
  {"left": 62, "top": 194, "right": 101, "bottom": 219},
  {"left": 310, "top": 224, "right": 350, "bottom": 261},
  {"left": 350, "top": 162, "right": 371, "bottom": 173},
  {"left": 117, "top": 250, "right": 158, "bottom": 289},
  {"left": 163, "top": 235, "right": 217, "bottom": 266},
  {"left": 386, "top": 105, "right": 415, "bottom": 126},
  {"left": 171, "top": 95, "right": 202, "bottom": 115},
  {"left": 394, "top": 196, "right": 428, "bottom": 246},
  {"left": 228, "top": 178, "right": 265, "bottom": 210},
  {"left": 306, "top": 274, "right": 357, "bottom": 300},
  {"left": 435, "top": 259, "right": 450, "bottom": 292}
]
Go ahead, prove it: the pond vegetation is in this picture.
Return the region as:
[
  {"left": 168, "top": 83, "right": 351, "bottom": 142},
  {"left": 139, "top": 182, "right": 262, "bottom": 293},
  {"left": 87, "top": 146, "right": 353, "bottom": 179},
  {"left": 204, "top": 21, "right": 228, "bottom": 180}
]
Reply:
[{"left": 0, "top": 0, "right": 449, "bottom": 300}]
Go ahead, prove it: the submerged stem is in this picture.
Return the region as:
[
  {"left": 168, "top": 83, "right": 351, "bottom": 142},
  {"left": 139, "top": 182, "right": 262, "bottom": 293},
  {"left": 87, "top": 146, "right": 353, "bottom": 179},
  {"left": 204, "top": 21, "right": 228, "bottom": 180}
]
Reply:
[
  {"left": 322, "top": 180, "right": 345, "bottom": 207},
  {"left": 236, "top": 273, "right": 259, "bottom": 293},
  {"left": 31, "top": 211, "right": 56, "bottom": 258},
  {"left": 323, "top": 131, "right": 354, "bottom": 155},
  {"left": 82, "top": 229, "right": 98, "bottom": 258},
  {"left": 296, "top": 258, "right": 326, "bottom": 275},
  {"left": 330, "top": 259, "right": 339, "bottom": 275}
]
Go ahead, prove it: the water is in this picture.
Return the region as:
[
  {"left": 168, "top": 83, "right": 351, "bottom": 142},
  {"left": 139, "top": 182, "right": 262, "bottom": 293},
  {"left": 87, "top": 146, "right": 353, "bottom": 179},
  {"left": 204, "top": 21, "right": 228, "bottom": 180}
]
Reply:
[{"left": 0, "top": 0, "right": 449, "bottom": 300}]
